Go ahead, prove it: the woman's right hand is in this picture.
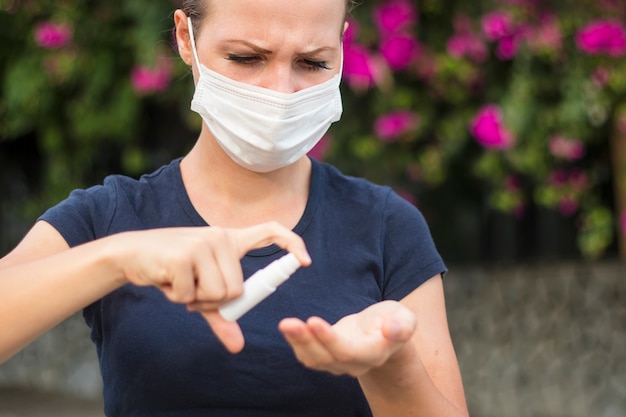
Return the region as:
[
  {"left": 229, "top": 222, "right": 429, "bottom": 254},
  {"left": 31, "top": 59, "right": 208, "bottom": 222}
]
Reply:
[{"left": 112, "top": 221, "right": 311, "bottom": 353}]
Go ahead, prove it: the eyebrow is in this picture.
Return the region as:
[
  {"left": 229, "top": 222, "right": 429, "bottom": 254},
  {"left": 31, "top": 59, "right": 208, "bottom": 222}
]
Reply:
[
  {"left": 298, "top": 46, "right": 336, "bottom": 56},
  {"left": 223, "top": 40, "right": 273, "bottom": 54},
  {"left": 222, "top": 40, "right": 336, "bottom": 56}
]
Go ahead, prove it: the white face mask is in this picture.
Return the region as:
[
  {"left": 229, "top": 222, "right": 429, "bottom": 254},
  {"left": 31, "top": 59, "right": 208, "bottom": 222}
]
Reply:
[{"left": 187, "top": 18, "right": 343, "bottom": 173}]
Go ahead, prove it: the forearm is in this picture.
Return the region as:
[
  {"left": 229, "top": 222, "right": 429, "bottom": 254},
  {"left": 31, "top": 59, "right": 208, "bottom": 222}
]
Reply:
[
  {"left": 0, "top": 237, "right": 126, "bottom": 363},
  {"left": 358, "top": 343, "right": 469, "bottom": 417}
]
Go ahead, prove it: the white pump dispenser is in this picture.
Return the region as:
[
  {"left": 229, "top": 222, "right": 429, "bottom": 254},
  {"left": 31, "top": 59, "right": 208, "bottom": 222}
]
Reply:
[{"left": 219, "top": 253, "right": 301, "bottom": 322}]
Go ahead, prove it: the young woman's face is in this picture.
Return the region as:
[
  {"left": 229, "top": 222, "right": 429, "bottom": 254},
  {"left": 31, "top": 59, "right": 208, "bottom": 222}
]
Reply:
[{"left": 186, "top": 0, "right": 346, "bottom": 93}]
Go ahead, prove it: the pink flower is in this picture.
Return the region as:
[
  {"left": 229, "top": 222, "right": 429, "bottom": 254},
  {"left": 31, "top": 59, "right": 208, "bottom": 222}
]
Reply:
[
  {"left": 527, "top": 15, "right": 562, "bottom": 54},
  {"left": 34, "top": 22, "right": 73, "bottom": 49},
  {"left": 548, "top": 169, "right": 589, "bottom": 190},
  {"left": 558, "top": 197, "right": 579, "bottom": 217},
  {"left": 470, "top": 105, "right": 515, "bottom": 150},
  {"left": 592, "top": 67, "right": 611, "bottom": 88},
  {"left": 131, "top": 59, "right": 172, "bottom": 94},
  {"left": 576, "top": 20, "right": 626, "bottom": 57},
  {"left": 504, "top": 175, "right": 522, "bottom": 192},
  {"left": 568, "top": 169, "right": 589, "bottom": 191},
  {"left": 447, "top": 32, "right": 488, "bottom": 63},
  {"left": 374, "top": 0, "right": 418, "bottom": 35},
  {"left": 374, "top": 111, "right": 419, "bottom": 142},
  {"left": 343, "top": 43, "right": 380, "bottom": 89},
  {"left": 620, "top": 210, "right": 626, "bottom": 236},
  {"left": 496, "top": 34, "right": 522, "bottom": 60},
  {"left": 379, "top": 34, "right": 421, "bottom": 70},
  {"left": 481, "top": 11, "right": 515, "bottom": 41},
  {"left": 549, "top": 135, "right": 585, "bottom": 160},
  {"left": 452, "top": 14, "right": 474, "bottom": 33},
  {"left": 548, "top": 169, "right": 568, "bottom": 186},
  {"left": 481, "top": 11, "right": 524, "bottom": 60},
  {"left": 447, "top": 14, "right": 488, "bottom": 63}
]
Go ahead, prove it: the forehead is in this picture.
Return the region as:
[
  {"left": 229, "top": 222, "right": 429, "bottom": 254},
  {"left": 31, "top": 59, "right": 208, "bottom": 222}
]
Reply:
[{"left": 200, "top": 0, "right": 346, "bottom": 43}]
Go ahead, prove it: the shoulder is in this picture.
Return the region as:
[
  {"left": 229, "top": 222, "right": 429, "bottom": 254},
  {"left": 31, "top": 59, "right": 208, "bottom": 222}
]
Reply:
[
  {"left": 106, "top": 158, "right": 181, "bottom": 195},
  {"left": 313, "top": 159, "right": 394, "bottom": 206},
  {"left": 310, "top": 160, "right": 446, "bottom": 298},
  {"left": 313, "top": 159, "right": 421, "bottom": 223},
  {"left": 39, "top": 159, "right": 182, "bottom": 246}
]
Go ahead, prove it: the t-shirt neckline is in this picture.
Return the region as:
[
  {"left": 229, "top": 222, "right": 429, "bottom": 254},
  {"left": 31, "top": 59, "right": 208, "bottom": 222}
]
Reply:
[{"left": 172, "top": 157, "right": 320, "bottom": 257}]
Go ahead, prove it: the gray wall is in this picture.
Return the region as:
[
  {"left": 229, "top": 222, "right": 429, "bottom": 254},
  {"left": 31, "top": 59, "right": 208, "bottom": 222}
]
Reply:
[
  {"left": 446, "top": 261, "right": 625, "bottom": 417},
  {"left": 1, "top": 261, "right": 624, "bottom": 416}
]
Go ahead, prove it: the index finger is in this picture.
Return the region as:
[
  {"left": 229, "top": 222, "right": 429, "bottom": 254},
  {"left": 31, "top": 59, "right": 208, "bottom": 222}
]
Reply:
[{"left": 228, "top": 221, "right": 312, "bottom": 266}]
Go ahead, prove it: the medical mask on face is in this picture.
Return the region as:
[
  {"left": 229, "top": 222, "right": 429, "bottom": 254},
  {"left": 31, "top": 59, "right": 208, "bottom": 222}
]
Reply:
[{"left": 187, "top": 17, "right": 343, "bottom": 173}]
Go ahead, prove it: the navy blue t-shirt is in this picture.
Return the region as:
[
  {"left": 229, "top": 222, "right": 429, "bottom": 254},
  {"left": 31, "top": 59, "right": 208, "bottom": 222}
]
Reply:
[{"left": 40, "top": 158, "right": 446, "bottom": 417}]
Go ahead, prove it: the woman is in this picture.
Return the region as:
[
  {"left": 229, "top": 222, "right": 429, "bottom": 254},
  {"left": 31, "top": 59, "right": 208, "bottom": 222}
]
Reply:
[{"left": 0, "top": 0, "right": 469, "bottom": 415}]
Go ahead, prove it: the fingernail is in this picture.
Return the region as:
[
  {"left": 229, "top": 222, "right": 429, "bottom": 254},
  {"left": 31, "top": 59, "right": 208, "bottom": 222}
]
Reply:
[
  {"left": 284, "top": 327, "right": 302, "bottom": 337},
  {"left": 387, "top": 322, "right": 401, "bottom": 339}
]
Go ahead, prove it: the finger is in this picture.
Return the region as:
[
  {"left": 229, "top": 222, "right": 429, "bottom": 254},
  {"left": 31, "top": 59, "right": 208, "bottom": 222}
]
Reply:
[
  {"left": 160, "top": 261, "right": 195, "bottom": 304},
  {"left": 382, "top": 320, "right": 415, "bottom": 342},
  {"left": 193, "top": 249, "right": 230, "bottom": 303},
  {"left": 279, "top": 318, "right": 335, "bottom": 367},
  {"left": 210, "top": 236, "right": 245, "bottom": 300},
  {"left": 306, "top": 317, "right": 355, "bottom": 363},
  {"left": 170, "top": 263, "right": 196, "bottom": 303},
  {"left": 230, "top": 222, "right": 312, "bottom": 266},
  {"left": 306, "top": 316, "right": 339, "bottom": 345},
  {"left": 278, "top": 317, "right": 308, "bottom": 338},
  {"left": 381, "top": 316, "right": 416, "bottom": 343},
  {"left": 200, "top": 310, "right": 245, "bottom": 354}
]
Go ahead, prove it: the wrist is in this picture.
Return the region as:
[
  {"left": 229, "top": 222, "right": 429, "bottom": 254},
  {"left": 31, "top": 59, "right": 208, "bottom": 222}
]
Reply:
[
  {"left": 95, "top": 234, "right": 132, "bottom": 288},
  {"left": 362, "top": 340, "right": 421, "bottom": 388}
]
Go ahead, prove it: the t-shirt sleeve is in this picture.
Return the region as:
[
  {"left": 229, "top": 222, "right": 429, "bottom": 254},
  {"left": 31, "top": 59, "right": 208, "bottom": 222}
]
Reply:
[
  {"left": 38, "top": 180, "right": 118, "bottom": 248},
  {"left": 381, "top": 189, "right": 447, "bottom": 301}
]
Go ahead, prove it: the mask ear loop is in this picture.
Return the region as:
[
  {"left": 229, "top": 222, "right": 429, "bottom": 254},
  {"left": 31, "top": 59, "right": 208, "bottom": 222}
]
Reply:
[
  {"left": 187, "top": 17, "right": 202, "bottom": 70},
  {"left": 338, "top": 45, "right": 344, "bottom": 78}
]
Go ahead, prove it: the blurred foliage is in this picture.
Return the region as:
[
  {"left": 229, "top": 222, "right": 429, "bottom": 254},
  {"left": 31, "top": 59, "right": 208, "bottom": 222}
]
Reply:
[
  {"left": 1, "top": 0, "right": 625, "bottom": 260},
  {"left": 0, "top": 0, "right": 196, "bottom": 218},
  {"left": 324, "top": 0, "right": 626, "bottom": 260}
]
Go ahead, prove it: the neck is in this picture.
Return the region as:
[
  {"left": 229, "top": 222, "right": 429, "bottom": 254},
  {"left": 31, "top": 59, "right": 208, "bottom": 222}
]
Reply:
[{"left": 180, "top": 126, "right": 312, "bottom": 228}]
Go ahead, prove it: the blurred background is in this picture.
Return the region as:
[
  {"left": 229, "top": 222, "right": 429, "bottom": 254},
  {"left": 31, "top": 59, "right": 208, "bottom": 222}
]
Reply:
[{"left": 0, "top": 0, "right": 624, "bottom": 416}]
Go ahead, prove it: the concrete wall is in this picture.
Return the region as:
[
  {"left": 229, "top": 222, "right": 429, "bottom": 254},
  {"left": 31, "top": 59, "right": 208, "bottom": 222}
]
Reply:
[
  {"left": 1, "top": 261, "right": 624, "bottom": 416},
  {"left": 446, "top": 260, "right": 626, "bottom": 417}
]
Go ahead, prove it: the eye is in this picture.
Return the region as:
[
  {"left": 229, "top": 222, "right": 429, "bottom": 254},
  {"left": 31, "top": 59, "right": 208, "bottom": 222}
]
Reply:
[
  {"left": 226, "top": 54, "right": 261, "bottom": 66},
  {"left": 302, "top": 59, "right": 331, "bottom": 71}
]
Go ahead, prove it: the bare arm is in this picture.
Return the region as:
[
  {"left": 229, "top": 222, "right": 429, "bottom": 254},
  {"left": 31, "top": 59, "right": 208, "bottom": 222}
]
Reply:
[
  {"left": 0, "top": 220, "right": 311, "bottom": 363},
  {"left": 0, "top": 221, "right": 120, "bottom": 362},
  {"left": 357, "top": 276, "right": 468, "bottom": 417}
]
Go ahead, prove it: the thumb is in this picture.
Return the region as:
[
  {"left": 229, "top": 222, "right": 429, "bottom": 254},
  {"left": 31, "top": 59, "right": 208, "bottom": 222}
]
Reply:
[
  {"left": 229, "top": 222, "right": 311, "bottom": 266},
  {"left": 200, "top": 310, "right": 246, "bottom": 354},
  {"left": 381, "top": 315, "right": 416, "bottom": 343}
]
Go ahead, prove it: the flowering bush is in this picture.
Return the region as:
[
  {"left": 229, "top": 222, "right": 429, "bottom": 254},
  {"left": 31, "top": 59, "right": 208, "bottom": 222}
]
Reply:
[
  {"left": 0, "top": 0, "right": 191, "bottom": 217},
  {"left": 322, "top": 0, "right": 626, "bottom": 260},
  {"left": 1, "top": 0, "right": 626, "bottom": 260}
]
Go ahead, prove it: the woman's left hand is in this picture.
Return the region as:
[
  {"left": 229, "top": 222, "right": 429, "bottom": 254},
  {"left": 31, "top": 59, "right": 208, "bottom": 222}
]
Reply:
[{"left": 279, "top": 300, "right": 417, "bottom": 377}]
